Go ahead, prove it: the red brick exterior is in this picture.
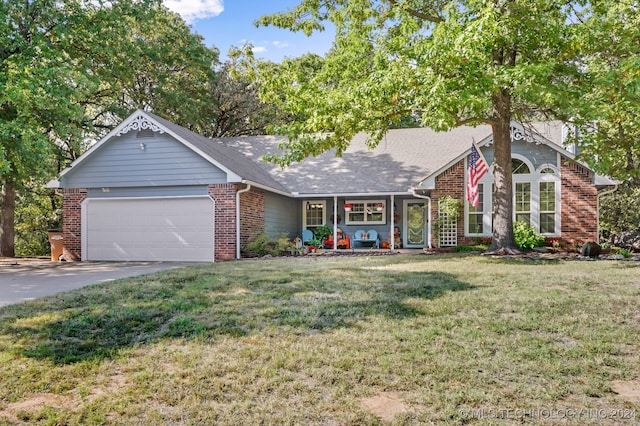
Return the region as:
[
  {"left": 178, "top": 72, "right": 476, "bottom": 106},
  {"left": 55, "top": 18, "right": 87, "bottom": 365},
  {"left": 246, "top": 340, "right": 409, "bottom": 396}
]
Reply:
[
  {"left": 62, "top": 188, "right": 86, "bottom": 261},
  {"left": 207, "top": 184, "right": 266, "bottom": 261},
  {"left": 239, "top": 187, "right": 265, "bottom": 247},
  {"left": 430, "top": 156, "right": 600, "bottom": 247},
  {"left": 560, "top": 158, "right": 598, "bottom": 244}
]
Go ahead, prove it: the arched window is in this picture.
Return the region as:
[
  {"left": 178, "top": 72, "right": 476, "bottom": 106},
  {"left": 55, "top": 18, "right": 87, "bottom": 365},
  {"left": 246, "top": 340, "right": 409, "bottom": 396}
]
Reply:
[{"left": 512, "top": 159, "right": 531, "bottom": 174}]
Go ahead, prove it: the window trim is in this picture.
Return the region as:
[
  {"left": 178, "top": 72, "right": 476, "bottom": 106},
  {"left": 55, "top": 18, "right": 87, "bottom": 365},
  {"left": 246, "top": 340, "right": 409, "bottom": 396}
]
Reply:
[
  {"left": 465, "top": 155, "right": 561, "bottom": 237},
  {"left": 344, "top": 199, "right": 387, "bottom": 225},
  {"left": 303, "top": 200, "right": 326, "bottom": 228}
]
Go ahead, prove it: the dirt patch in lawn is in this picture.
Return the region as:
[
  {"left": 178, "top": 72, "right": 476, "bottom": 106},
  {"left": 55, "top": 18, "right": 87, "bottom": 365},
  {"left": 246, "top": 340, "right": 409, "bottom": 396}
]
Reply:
[
  {"left": 0, "top": 393, "right": 76, "bottom": 420},
  {"left": 360, "top": 391, "right": 414, "bottom": 421},
  {"left": 611, "top": 380, "right": 640, "bottom": 404},
  {"left": 0, "top": 374, "right": 128, "bottom": 421}
]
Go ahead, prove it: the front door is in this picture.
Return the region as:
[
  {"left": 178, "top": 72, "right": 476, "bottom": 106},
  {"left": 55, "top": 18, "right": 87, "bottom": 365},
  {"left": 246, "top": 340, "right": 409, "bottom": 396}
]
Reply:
[{"left": 404, "top": 200, "right": 428, "bottom": 248}]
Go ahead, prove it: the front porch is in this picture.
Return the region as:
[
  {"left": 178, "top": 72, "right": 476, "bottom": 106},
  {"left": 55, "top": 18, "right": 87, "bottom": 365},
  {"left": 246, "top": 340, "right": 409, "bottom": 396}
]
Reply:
[{"left": 300, "top": 195, "right": 433, "bottom": 251}]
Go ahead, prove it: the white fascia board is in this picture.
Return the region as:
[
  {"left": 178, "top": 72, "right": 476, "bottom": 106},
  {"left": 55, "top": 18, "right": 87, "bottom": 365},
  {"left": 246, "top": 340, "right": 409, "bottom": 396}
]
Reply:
[
  {"left": 241, "top": 180, "right": 293, "bottom": 198},
  {"left": 415, "top": 134, "right": 493, "bottom": 191},
  {"left": 291, "top": 191, "right": 412, "bottom": 198}
]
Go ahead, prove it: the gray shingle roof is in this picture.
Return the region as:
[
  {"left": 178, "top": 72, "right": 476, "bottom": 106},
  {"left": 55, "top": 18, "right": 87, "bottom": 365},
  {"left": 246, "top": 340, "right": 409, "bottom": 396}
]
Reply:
[
  {"left": 146, "top": 112, "right": 291, "bottom": 194},
  {"left": 216, "top": 125, "right": 496, "bottom": 195},
  {"left": 147, "top": 113, "right": 616, "bottom": 195}
]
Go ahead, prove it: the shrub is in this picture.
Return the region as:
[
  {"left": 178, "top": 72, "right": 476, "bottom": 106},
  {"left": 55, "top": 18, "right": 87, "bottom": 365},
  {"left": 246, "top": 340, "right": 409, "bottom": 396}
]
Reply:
[
  {"left": 513, "top": 221, "right": 545, "bottom": 250},
  {"left": 245, "top": 233, "right": 280, "bottom": 257},
  {"left": 313, "top": 225, "right": 332, "bottom": 243}
]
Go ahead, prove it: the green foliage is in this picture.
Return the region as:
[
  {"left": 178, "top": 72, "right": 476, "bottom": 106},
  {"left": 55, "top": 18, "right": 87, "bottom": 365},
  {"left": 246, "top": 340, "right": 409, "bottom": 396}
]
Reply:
[
  {"left": 247, "top": 0, "right": 627, "bottom": 251},
  {"left": 453, "top": 245, "right": 488, "bottom": 253},
  {"left": 1, "top": 0, "right": 217, "bottom": 256},
  {"left": 14, "top": 183, "right": 62, "bottom": 257},
  {"left": 566, "top": 1, "right": 640, "bottom": 182},
  {"left": 598, "top": 182, "right": 640, "bottom": 244},
  {"left": 245, "top": 233, "right": 281, "bottom": 257},
  {"left": 433, "top": 196, "right": 462, "bottom": 247},
  {"left": 611, "top": 247, "right": 633, "bottom": 258},
  {"left": 313, "top": 225, "right": 333, "bottom": 242},
  {"left": 513, "top": 221, "right": 545, "bottom": 250},
  {"left": 307, "top": 238, "right": 322, "bottom": 247}
]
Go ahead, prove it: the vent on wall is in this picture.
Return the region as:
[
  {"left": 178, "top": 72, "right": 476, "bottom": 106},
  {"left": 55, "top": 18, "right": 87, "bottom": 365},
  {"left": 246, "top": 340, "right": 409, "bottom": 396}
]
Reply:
[{"left": 136, "top": 129, "right": 156, "bottom": 139}]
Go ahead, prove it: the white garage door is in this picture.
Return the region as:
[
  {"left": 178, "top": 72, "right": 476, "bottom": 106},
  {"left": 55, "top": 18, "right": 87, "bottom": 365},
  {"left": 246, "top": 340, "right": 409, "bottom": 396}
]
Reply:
[{"left": 83, "top": 197, "right": 214, "bottom": 262}]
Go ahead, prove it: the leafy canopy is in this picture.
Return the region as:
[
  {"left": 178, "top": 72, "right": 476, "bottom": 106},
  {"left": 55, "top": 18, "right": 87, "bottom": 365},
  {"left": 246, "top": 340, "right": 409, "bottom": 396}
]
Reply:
[{"left": 248, "top": 0, "right": 587, "bottom": 167}]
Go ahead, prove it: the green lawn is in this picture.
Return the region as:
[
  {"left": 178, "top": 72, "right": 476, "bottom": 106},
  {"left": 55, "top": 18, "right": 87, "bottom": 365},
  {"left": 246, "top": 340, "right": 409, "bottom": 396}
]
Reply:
[{"left": 0, "top": 254, "right": 638, "bottom": 425}]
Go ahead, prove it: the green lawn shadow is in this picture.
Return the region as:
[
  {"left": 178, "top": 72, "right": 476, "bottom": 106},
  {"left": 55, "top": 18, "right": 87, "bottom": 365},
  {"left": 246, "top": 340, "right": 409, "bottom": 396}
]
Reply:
[{"left": 0, "top": 263, "right": 474, "bottom": 364}]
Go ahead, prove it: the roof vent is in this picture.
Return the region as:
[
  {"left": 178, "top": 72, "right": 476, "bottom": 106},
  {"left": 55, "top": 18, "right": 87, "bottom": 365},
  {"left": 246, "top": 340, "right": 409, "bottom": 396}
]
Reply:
[{"left": 136, "top": 129, "right": 156, "bottom": 139}]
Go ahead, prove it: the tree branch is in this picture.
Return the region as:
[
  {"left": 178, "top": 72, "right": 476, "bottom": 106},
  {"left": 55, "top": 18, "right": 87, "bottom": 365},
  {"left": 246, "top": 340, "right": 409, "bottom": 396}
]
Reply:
[{"left": 387, "top": 0, "right": 443, "bottom": 23}]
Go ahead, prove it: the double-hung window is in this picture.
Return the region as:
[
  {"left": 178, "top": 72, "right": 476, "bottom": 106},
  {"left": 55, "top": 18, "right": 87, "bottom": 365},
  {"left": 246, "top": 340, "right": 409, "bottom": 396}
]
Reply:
[
  {"left": 467, "top": 183, "right": 484, "bottom": 234},
  {"left": 344, "top": 200, "right": 386, "bottom": 225},
  {"left": 304, "top": 201, "right": 326, "bottom": 227}
]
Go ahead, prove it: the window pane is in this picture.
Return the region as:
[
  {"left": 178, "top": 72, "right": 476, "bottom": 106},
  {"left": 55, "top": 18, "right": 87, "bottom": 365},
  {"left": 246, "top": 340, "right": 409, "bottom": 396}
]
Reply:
[
  {"left": 345, "top": 201, "right": 386, "bottom": 224},
  {"left": 540, "top": 182, "right": 555, "bottom": 211},
  {"left": 306, "top": 202, "right": 324, "bottom": 226},
  {"left": 539, "top": 182, "right": 556, "bottom": 233},
  {"left": 540, "top": 213, "right": 555, "bottom": 233},
  {"left": 467, "top": 184, "right": 484, "bottom": 234},
  {"left": 516, "top": 213, "right": 531, "bottom": 224},
  {"left": 512, "top": 159, "right": 530, "bottom": 174},
  {"left": 515, "top": 182, "right": 531, "bottom": 212},
  {"left": 468, "top": 214, "right": 483, "bottom": 234}
]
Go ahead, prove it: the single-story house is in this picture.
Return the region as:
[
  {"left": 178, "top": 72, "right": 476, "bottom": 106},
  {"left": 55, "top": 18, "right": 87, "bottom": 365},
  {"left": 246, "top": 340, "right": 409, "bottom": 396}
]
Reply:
[{"left": 55, "top": 110, "right": 616, "bottom": 262}]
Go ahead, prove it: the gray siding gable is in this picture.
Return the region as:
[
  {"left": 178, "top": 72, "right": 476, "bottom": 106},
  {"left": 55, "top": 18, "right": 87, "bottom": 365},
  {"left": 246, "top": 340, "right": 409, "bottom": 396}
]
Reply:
[{"left": 60, "top": 131, "right": 228, "bottom": 188}]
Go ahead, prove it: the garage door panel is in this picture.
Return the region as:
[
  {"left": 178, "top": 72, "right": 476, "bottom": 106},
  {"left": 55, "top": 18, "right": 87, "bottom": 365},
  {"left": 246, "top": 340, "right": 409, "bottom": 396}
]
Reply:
[{"left": 84, "top": 197, "right": 214, "bottom": 262}]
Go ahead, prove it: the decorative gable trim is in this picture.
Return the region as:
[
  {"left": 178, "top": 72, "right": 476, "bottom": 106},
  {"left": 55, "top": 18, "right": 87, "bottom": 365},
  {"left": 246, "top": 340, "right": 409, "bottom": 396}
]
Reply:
[{"left": 116, "top": 114, "right": 165, "bottom": 136}]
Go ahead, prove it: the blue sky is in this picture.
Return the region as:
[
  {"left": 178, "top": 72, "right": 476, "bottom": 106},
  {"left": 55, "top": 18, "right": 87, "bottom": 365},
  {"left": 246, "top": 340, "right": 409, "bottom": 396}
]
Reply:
[{"left": 163, "top": 0, "right": 335, "bottom": 63}]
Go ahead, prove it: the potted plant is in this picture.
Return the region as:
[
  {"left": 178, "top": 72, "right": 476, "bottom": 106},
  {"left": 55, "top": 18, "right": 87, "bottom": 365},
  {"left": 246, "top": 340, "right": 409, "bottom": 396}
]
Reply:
[
  {"left": 314, "top": 225, "right": 333, "bottom": 244},
  {"left": 344, "top": 203, "right": 353, "bottom": 211},
  {"left": 307, "top": 238, "right": 322, "bottom": 252}
]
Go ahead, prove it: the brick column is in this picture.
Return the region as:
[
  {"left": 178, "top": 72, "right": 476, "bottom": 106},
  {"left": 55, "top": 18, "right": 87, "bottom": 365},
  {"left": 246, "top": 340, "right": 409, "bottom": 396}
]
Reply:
[
  {"left": 561, "top": 158, "right": 598, "bottom": 243},
  {"left": 62, "top": 188, "right": 87, "bottom": 261}
]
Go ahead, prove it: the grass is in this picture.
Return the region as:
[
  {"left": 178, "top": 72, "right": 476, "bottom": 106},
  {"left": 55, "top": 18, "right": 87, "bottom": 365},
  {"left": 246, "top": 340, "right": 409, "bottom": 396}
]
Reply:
[{"left": 0, "top": 254, "right": 638, "bottom": 424}]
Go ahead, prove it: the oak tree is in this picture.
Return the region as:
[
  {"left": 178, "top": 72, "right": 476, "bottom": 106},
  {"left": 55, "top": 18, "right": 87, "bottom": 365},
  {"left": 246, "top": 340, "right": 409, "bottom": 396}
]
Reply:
[{"left": 252, "top": 0, "right": 623, "bottom": 252}]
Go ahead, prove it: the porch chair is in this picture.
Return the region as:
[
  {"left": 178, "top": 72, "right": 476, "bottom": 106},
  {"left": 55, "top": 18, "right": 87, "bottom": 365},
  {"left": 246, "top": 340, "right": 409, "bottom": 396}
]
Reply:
[
  {"left": 367, "top": 229, "right": 379, "bottom": 248},
  {"left": 302, "top": 229, "right": 314, "bottom": 245}
]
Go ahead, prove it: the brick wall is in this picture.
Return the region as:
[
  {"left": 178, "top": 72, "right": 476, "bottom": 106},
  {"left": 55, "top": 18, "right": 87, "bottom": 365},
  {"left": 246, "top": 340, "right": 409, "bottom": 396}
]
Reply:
[
  {"left": 62, "top": 188, "right": 86, "bottom": 261},
  {"left": 208, "top": 184, "right": 238, "bottom": 261},
  {"left": 207, "top": 184, "right": 265, "bottom": 260},
  {"left": 560, "top": 158, "right": 598, "bottom": 243},
  {"left": 429, "top": 157, "right": 600, "bottom": 247},
  {"left": 240, "top": 187, "right": 265, "bottom": 248}
]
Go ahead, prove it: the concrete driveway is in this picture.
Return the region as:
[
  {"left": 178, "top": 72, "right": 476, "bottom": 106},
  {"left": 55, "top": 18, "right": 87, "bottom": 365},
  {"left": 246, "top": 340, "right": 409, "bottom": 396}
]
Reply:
[{"left": 0, "top": 260, "right": 202, "bottom": 307}]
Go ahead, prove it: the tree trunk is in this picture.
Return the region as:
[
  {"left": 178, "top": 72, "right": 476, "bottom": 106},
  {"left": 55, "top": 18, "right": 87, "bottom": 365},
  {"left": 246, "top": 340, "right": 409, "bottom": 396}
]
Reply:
[
  {"left": 488, "top": 88, "right": 519, "bottom": 253},
  {"left": 0, "top": 179, "right": 16, "bottom": 258}
]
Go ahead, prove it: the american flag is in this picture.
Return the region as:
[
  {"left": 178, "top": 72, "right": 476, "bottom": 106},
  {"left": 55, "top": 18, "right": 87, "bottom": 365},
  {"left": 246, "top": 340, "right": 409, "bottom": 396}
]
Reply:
[{"left": 467, "top": 143, "right": 489, "bottom": 207}]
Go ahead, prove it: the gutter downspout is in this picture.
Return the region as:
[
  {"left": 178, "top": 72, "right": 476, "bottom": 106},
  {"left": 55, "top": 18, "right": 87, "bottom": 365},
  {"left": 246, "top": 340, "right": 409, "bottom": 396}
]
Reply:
[
  {"left": 596, "top": 184, "right": 618, "bottom": 244},
  {"left": 236, "top": 183, "right": 252, "bottom": 259},
  {"left": 411, "top": 188, "right": 433, "bottom": 249}
]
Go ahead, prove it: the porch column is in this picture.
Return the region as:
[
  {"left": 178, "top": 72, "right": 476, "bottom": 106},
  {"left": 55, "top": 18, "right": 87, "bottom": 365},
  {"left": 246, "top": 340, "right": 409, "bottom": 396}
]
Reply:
[
  {"left": 333, "top": 195, "right": 338, "bottom": 250},
  {"left": 390, "top": 194, "right": 395, "bottom": 250}
]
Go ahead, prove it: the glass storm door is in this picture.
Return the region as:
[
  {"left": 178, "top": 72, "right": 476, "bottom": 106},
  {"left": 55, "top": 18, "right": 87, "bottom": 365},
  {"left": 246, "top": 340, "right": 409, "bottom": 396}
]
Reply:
[{"left": 404, "top": 201, "right": 428, "bottom": 247}]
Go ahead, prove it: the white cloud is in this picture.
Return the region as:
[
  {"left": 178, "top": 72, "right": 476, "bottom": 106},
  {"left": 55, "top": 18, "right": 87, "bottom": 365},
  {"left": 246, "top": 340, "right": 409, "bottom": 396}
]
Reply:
[
  {"left": 272, "top": 41, "right": 289, "bottom": 49},
  {"left": 252, "top": 46, "right": 267, "bottom": 53},
  {"left": 163, "top": 0, "right": 223, "bottom": 23}
]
